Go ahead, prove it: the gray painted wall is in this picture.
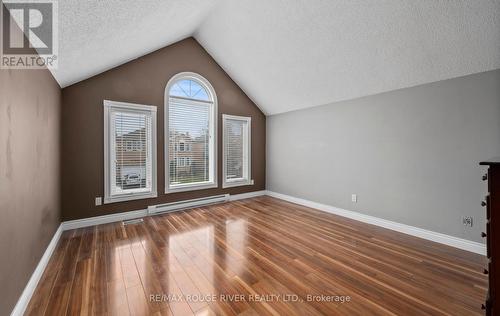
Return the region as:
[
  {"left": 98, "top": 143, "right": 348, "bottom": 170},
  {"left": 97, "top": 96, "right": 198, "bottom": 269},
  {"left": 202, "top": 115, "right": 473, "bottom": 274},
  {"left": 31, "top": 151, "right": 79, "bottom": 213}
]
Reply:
[{"left": 267, "top": 69, "right": 500, "bottom": 243}]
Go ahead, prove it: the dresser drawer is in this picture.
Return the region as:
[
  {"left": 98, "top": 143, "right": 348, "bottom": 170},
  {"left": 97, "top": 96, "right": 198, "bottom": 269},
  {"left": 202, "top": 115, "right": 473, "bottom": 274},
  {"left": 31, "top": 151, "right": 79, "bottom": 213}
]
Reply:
[
  {"left": 487, "top": 194, "right": 491, "bottom": 220},
  {"left": 486, "top": 220, "right": 491, "bottom": 258}
]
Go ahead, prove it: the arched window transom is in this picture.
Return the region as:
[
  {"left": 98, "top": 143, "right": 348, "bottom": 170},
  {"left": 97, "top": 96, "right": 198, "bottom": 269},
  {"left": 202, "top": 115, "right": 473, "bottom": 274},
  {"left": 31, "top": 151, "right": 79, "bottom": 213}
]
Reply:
[{"left": 169, "top": 79, "right": 211, "bottom": 101}]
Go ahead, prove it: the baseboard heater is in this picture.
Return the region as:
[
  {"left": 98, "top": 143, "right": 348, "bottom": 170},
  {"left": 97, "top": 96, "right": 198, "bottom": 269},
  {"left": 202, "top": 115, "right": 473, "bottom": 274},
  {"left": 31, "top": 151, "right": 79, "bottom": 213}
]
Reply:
[{"left": 147, "top": 194, "right": 230, "bottom": 215}]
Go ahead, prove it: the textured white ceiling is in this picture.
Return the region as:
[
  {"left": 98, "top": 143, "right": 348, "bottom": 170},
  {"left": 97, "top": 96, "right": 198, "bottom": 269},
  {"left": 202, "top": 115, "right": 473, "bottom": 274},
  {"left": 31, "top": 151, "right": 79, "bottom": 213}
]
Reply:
[
  {"left": 53, "top": 0, "right": 500, "bottom": 115},
  {"left": 54, "top": 0, "right": 218, "bottom": 87},
  {"left": 196, "top": 0, "right": 500, "bottom": 115}
]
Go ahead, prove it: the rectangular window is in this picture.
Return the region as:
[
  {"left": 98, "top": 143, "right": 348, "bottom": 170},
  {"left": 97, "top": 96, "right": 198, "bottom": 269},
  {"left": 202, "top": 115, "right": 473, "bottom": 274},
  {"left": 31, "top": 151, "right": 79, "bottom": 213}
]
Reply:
[
  {"left": 223, "top": 114, "right": 251, "bottom": 188},
  {"left": 104, "top": 100, "right": 157, "bottom": 203},
  {"left": 166, "top": 97, "right": 216, "bottom": 192}
]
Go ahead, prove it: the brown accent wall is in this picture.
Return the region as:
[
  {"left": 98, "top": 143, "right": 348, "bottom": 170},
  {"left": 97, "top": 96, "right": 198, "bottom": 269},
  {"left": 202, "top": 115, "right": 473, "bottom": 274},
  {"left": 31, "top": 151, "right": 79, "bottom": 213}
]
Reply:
[
  {"left": 61, "top": 37, "right": 266, "bottom": 221},
  {"left": 0, "top": 14, "right": 61, "bottom": 315}
]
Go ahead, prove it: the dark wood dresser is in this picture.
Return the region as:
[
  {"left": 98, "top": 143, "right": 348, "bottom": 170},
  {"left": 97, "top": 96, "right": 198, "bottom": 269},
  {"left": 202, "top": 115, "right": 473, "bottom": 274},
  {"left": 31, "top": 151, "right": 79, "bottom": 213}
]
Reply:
[{"left": 480, "top": 158, "right": 500, "bottom": 315}]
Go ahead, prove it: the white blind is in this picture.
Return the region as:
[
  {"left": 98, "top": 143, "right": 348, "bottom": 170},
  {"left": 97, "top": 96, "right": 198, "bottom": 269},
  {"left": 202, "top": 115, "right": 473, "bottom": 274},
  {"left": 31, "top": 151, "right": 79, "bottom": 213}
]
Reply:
[
  {"left": 224, "top": 116, "right": 250, "bottom": 184},
  {"left": 111, "top": 110, "right": 152, "bottom": 194},
  {"left": 168, "top": 98, "right": 211, "bottom": 186}
]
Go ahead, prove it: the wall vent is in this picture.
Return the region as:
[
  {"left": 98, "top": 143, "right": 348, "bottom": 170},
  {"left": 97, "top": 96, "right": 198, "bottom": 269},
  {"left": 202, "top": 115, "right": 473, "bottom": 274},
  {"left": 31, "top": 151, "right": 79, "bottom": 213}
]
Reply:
[{"left": 148, "top": 194, "right": 230, "bottom": 215}]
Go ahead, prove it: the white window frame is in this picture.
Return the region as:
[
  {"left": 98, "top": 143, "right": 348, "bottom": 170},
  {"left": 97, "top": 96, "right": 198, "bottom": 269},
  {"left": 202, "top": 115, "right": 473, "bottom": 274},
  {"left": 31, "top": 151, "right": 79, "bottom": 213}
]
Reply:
[
  {"left": 104, "top": 100, "right": 157, "bottom": 203},
  {"left": 222, "top": 114, "right": 252, "bottom": 188},
  {"left": 164, "top": 72, "right": 218, "bottom": 193}
]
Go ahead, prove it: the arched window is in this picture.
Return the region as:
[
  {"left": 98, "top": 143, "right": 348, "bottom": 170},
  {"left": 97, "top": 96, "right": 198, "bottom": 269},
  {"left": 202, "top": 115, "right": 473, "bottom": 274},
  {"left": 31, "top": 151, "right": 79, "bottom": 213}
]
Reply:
[{"left": 165, "top": 72, "right": 217, "bottom": 192}]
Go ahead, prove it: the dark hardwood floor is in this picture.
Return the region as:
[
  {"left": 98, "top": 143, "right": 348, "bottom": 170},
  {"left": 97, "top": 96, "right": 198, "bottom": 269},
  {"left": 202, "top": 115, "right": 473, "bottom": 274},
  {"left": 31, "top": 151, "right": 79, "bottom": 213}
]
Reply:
[{"left": 25, "top": 196, "right": 487, "bottom": 315}]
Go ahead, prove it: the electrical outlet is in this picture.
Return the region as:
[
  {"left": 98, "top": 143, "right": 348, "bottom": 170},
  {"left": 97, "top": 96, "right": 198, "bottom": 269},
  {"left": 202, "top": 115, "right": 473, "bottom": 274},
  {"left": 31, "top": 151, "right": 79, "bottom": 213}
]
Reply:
[
  {"left": 462, "top": 216, "right": 473, "bottom": 227},
  {"left": 351, "top": 194, "right": 357, "bottom": 203},
  {"left": 95, "top": 197, "right": 102, "bottom": 206}
]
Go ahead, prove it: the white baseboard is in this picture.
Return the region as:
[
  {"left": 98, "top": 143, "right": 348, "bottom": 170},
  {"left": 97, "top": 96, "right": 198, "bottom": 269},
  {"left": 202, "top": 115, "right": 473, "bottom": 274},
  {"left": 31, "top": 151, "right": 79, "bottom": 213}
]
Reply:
[
  {"left": 62, "top": 191, "right": 267, "bottom": 230},
  {"left": 62, "top": 208, "right": 148, "bottom": 230},
  {"left": 62, "top": 190, "right": 484, "bottom": 254},
  {"left": 10, "top": 224, "right": 63, "bottom": 316},
  {"left": 265, "top": 191, "right": 486, "bottom": 255}
]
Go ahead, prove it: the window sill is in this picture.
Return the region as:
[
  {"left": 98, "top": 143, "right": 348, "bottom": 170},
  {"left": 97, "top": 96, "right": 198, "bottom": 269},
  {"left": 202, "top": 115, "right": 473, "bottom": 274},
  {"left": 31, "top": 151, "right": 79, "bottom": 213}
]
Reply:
[
  {"left": 166, "top": 182, "right": 218, "bottom": 194},
  {"left": 222, "top": 179, "right": 254, "bottom": 189},
  {"left": 104, "top": 191, "right": 157, "bottom": 204}
]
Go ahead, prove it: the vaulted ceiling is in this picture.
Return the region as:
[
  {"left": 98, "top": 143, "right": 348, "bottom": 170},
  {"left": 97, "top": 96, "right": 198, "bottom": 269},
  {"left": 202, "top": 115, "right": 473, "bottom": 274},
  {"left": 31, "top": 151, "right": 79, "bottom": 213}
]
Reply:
[
  {"left": 54, "top": 0, "right": 500, "bottom": 114},
  {"left": 55, "top": 0, "right": 218, "bottom": 88}
]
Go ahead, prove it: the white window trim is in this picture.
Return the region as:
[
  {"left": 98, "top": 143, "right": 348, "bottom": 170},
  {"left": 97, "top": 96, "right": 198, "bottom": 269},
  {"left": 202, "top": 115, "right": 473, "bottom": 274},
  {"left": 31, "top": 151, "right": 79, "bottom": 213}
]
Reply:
[
  {"left": 164, "top": 72, "right": 218, "bottom": 193},
  {"left": 104, "top": 100, "right": 157, "bottom": 204},
  {"left": 222, "top": 114, "right": 252, "bottom": 188}
]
